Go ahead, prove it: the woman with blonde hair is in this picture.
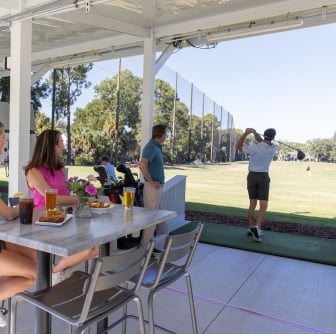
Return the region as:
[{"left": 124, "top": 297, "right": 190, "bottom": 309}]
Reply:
[{"left": 0, "top": 121, "right": 36, "bottom": 327}]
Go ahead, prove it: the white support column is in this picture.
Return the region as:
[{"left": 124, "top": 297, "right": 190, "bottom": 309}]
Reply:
[
  {"left": 140, "top": 31, "right": 156, "bottom": 162},
  {"left": 9, "top": 18, "right": 32, "bottom": 196}
]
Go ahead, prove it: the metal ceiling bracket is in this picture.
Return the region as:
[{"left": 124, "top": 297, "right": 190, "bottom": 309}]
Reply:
[{"left": 85, "top": 1, "right": 91, "bottom": 14}]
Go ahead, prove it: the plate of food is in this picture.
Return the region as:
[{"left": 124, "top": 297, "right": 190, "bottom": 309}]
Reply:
[
  {"left": 36, "top": 211, "right": 73, "bottom": 227},
  {"left": 89, "top": 201, "right": 113, "bottom": 214}
]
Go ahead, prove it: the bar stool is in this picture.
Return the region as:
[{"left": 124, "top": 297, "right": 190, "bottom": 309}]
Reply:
[
  {"left": 130, "top": 222, "right": 204, "bottom": 334},
  {"left": 0, "top": 298, "right": 10, "bottom": 333},
  {"left": 10, "top": 241, "right": 155, "bottom": 334}
]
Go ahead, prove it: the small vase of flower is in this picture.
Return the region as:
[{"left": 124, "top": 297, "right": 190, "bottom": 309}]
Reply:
[
  {"left": 66, "top": 175, "right": 98, "bottom": 218},
  {"left": 77, "top": 196, "right": 91, "bottom": 218}
]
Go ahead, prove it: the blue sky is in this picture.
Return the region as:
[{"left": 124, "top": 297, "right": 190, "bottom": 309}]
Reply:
[{"left": 43, "top": 22, "right": 336, "bottom": 143}]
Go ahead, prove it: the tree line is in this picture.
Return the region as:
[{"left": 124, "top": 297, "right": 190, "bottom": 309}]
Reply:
[{"left": 0, "top": 64, "right": 335, "bottom": 164}]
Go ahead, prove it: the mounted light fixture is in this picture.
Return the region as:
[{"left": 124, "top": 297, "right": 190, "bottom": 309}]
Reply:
[
  {"left": 207, "top": 16, "right": 304, "bottom": 43},
  {"left": 11, "top": 0, "right": 112, "bottom": 21},
  {"left": 50, "top": 54, "right": 102, "bottom": 68}
]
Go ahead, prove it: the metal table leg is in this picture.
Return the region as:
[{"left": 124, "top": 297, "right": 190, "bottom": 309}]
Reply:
[
  {"left": 35, "top": 251, "right": 51, "bottom": 334},
  {"left": 96, "top": 243, "right": 110, "bottom": 332}
]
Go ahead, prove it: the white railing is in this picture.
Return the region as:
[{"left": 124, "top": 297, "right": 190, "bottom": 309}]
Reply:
[
  {"left": 112, "top": 174, "right": 188, "bottom": 251},
  {"left": 160, "top": 174, "right": 188, "bottom": 231}
]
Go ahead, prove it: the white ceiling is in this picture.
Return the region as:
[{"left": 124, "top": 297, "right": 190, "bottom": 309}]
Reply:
[{"left": 0, "top": 0, "right": 335, "bottom": 69}]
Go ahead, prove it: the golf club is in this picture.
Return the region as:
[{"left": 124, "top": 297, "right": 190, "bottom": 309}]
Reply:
[{"left": 257, "top": 132, "right": 306, "bottom": 161}]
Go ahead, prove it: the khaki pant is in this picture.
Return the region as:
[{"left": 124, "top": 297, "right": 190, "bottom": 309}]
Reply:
[
  {"left": 141, "top": 182, "right": 163, "bottom": 245},
  {"left": 143, "top": 182, "right": 162, "bottom": 209}
]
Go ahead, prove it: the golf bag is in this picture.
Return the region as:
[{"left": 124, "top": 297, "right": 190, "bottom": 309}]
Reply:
[
  {"left": 94, "top": 163, "right": 144, "bottom": 249},
  {"left": 93, "top": 165, "right": 121, "bottom": 203}
]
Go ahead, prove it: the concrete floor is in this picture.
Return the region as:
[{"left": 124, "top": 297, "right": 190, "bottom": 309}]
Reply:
[{"left": 2, "top": 242, "right": 336, "bottom": 334}]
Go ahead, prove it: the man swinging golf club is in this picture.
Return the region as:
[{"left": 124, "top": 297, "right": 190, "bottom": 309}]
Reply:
[{"left": 236, "top": 128, "right": 277, "bottom": 242}]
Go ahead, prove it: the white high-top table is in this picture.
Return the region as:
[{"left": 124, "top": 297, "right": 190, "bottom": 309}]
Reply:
[{"left": 0, "top": 204, "right": 177, "bottom": 334}]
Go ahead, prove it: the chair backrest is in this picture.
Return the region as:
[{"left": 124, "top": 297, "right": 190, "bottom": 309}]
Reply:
[
  {"left": 94, "top": 165, "right": 108, "bottom": 185},
  {"left": 150, "top": 222, "right": 204, "bottom": 288},
  {"left": 78, "top": 240, "right": 155, "bottom": 324}
]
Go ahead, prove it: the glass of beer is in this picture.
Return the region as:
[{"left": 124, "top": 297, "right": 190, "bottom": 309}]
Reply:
[
  {"left": 45, "top": 189, "right": 58, "bottom": 215},
  {"left": 123, "top": 187, "right": 136, "bottom": 210}
]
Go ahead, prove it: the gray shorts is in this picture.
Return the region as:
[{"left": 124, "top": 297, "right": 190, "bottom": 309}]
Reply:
[{"left": 247, "top": 172, "right": 270, "bottom": 201}]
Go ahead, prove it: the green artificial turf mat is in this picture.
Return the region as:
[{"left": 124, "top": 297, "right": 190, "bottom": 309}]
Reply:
[{"left": 185, "top": 221, "right": 336, "bottom": 266}]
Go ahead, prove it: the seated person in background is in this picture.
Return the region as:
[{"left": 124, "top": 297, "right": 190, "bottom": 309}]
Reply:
[
  {"left": 101, "top": 156, "right": 118, "bottom": 182},
  {"left": 24, "top": 129, "right": 99, "bottom": 283},
  {"left": 0, "top": 121, "right": 36, "bottom": 327}
]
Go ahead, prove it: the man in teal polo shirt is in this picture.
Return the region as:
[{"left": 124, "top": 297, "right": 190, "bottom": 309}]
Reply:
[{"left": 139, "top": 124, "right": 166, "bottom": 244}]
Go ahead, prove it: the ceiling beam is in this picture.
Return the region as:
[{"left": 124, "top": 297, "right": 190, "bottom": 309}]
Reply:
[
  {"left": 59, "top": 11, "right": 150, "bottom": 38},
  {"left": 154, "top": 1, "right": 336, "bottom": 39},
  {"left": 31, "top": 34, "right": 144, "bottom": 61},
  {"left": 0, "top": 0, "right": 19, "bottom": 10},
  {"left": 155, "top": 43, "right": 175, "bottom": 75}
]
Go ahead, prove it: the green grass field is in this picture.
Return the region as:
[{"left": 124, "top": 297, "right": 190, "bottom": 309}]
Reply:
[
  {"left": 165, "top": 161, "right": 336, "bottom": 218},
  {"left": 164, "top": 161, "right": 336, "bottom": 228},
  {"left": 1, "top": 160, "right": 335, "bottom": 227}
]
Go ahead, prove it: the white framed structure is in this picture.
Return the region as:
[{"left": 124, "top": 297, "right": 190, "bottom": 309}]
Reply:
[{"left": 0, "top": 1, "right": 334, "bottom": 194}]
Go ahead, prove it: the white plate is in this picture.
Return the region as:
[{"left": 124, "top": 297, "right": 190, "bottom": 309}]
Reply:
[
  {"left": 35, "top": 214, "right": 73, "bottom": 227},
  {"left": 89, "top": 205, "right": 113, "bottom": 214}
]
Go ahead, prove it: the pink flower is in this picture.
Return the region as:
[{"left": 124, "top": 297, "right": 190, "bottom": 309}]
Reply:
[
  {"left": 67, "top": 176, "right": 98, "bottom": 197},
  {"left": 85, "top": 183, "right": 97, "bottom": 196}
]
